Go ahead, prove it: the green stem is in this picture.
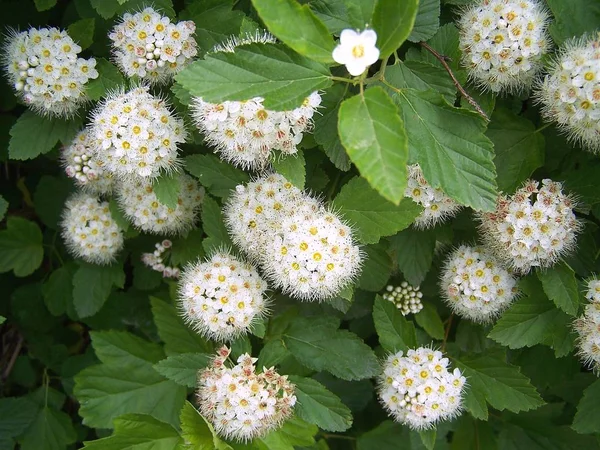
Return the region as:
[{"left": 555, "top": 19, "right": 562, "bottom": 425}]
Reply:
[{"left": 535, "top": 122, "right": 552, "bottom": 133}]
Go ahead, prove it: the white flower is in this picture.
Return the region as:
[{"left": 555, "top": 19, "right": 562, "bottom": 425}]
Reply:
[
  {"left": 574, "top": 301, "right": 600, "bottom": 373},
  {"left": 458, "top": 0, "right": 551, "bottom": 93},
  {"left": 116, "top": 173, "right": 204, "bottom": 235},
  {"left": 109, "top": 7, "right": 197, "bottom": 84},
  {"left": 89, "top": 86, "right": 185, "bottom": 180},
  {"left": 2, "top": 27, "right": 98, "bottom": 117},
  {"left": 405, "top": 164, "right": 462, "bottom": 229},
  {"left": 586, "top": 278, "right": 600, "bottom": 303},
  {"left": 178, "top": 251, "right": 269, "bottom": 341},
  {"left": 61, "top": 129, "right": 115, "bottom": 195},
  {"left": 537, "top": 35, "right": 600, "bottom": 152},
  {"left": 197, "top": 346, "right": 296, "bottom": 441},
  {"left": 383, "top": 282, "right": 424, "bottom": 316},
  {"left": 378, "top": 347, "right": 466, "bottom": 429},
  {"left": 141, "top": 239, "right": 180, "bottom": 278},
  {"left": 477, "top": 179, "right": 580, "bottom": 274},
  {"left": 61, "top": 193, "right": 123, "bottom": 264},
  {"left": 440, "top": 245, "right": 519, "bottom": 322},
  {"left": 332, "top": 29, "right": 380, "bottom": 76}
]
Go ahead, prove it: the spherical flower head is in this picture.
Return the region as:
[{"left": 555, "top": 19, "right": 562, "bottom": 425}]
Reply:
[
  {"left": 2, "top": 27, "right": 98, "bottom": 117},
  {"left": 574, "top": 301, "right": 600, "bottom": 373},
  {"left": 586, "top": 278, "right": 600, "bottom": 303},
  {"left": 116, "top": 173, "right": 204, "bottom": 235},
  {"left": 109, "top": 7, "right": 197, "bottom": 84},
  {"left": 197, "top": 346, "right": 296, "bottom": 441},
  {"left": 89, "top": 86, "right": 185, "bottom": 180},
  {"left": 440, "top": 245, "right": 519, "bottom": 322},
  {"left": 378, "top": 347, "right": 466, "bottom": 429},
  {"left": 61, "top": 193, "right": 124, "bottom": 264},
  {"left": 383, "top": 282, "right": 424, "bottom": 316},
  {"left": 261, "top": 207, "right": 362, "bottom": 301},
  {"left": 405, "top": 164, "right": 462, "bottom": 229},
  {"left": 178, "top": 251, "right": 269, "bottom": 341},
  {"left": 477, "top": 179, "right": 580, "bottom": 274},
  {"left": 332, "top": 29, "right": 380, "bottom": 76},
  {"left": 61, "top": 129, "right": 115, "bottom": 195},
  {"left": 536, "top": 34, "right": 600, "bottom": 152},
  {"left": 458, "top": 0, "right": 551, "bottom": 93}
]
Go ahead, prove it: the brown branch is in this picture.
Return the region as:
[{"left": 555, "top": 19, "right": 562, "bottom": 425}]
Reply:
[
  {"left": 442, "top": 313, "right": 454, "bottom": 352},
  {"left": 420, "top": 42, "right": 489, "bottom": 121},
  {"left": 2, "top": 332, "right": 23, "bottom": 381}
]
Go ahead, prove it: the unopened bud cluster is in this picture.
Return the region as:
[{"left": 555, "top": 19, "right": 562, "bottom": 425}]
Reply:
[
  {"left": 383, "top": 282, "right": 423, "bottom": 316},
  {"left": 141, "top": 239, "right": 180, "bottom": 278},
  {"left": 575, "top": 278, "right": 600, "bottom": 374},
  {"left": 378, "top": 347, "right": 466, "bottom": 430},
  {"left": 197, "top": 346, "right": 296, "bottom": 441},
  {"left": 458, "top": 0, "right": 550, "bottom": 93}
]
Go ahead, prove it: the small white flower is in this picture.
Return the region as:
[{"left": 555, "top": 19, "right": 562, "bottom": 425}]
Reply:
[
  {"left": 141, "top": 239, "right": 179, "bottom": 278},
  {"left": 383, "top": 282, "right": 424, "bottom": 316},
  {"left": 61, "top": 193, "right": 123, "bottom": 264},
  {"left": 378, "top": 347, "right": 466, "bottom": 429},
  {"left": 178, "top": 251, "right": 269, "bottom": 341},
  {"left": 586, "top": 278, "right": 600, "bottom": 303},
  {"left": 332, "top": 29, "right": 380, "bottom": 76},
  {"left": 197, "top": 346, "right": 296, "bottom": 441},
  {"left": 574, "top": 301, "right": 600, "bottom": 374}
]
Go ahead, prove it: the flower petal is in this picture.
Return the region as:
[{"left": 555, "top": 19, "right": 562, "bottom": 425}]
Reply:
[
  {"left": 360, "top": 29, "right": 378, "bottom": 47},
  {"left": 339, "top": 29, "right": 360, "bottom": 45}
]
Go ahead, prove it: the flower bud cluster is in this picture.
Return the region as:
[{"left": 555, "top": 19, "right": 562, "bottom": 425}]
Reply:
[
  {"left": 117, "top": 174, "right": 204, "bottom": 235},
  {"left": 537, "top": 35, "right": 600, "bottom": 152},
  {"left": 89, "top": 86, "right": 185, "bottom": 179},
  {"left": 109, "top": 7, "right": 197, "bottom": 84},
  {"left": 61, "top": 193, "right": 123, "bottom": 264},
  {"left": 197, "top": 346, "right": 296, "bottom": 441},
  {"left": 383, "top": 282, "right": 424, "bottom": 316},
  {"left": 575, "top": 278, "right": 600, "bottom": 373},
  {"left": 378, "top": 347, "right": 466, "bottom": 430},
  {"left": 478, "top": 179, "right": 580, "bottom": 273},
  {"left": 141, "top": 239, "right": 180, "bottom": 278},
  {"left": 3, "top": 27, "right": 98, "bottom": 116},
  {"left": 440, "top": 245, "right": 518, "bottom": 322},
  {"left": 61, "top": 130, "right": 114, "bottom": 195},
  {"left": 179, "top": 252, "right": 268, "bottom": 341},
  {"left": 405, "top": 164, "right": 462, "bottom": 229},
  {"left": 458, "top": 0, "right": 550, "bottom": 93}
]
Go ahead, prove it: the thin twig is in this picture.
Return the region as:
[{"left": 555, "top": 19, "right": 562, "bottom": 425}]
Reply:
[
  {"left": 2, "top": 332, "right": 23, "bottom": 381},
  {"left": 420, "top": 42, "right": 489, "bottom": 121},
  {"left": 441, "top": 313, "right": 454, "bottom": 352}
]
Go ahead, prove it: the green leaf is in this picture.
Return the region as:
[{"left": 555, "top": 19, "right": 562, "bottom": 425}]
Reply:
[
  {"left": 68, "top": 18, "right": 95, "bottom": 50},
  {"left": 392, "top": 88, "right": 497, "bottom": 211},
  {"left": 338, "top": 87, "right": 408, "bottom": 204},
  {"left": 418, "top": 428, "right": 436, "bottom": 450},
  {"left": 185, "top": 154, "right": 249, "bottom": 198},
  {"left": 453, "top": 349, "right": 544, "bottom": 420},
  {"left": 373, "top": 295, "right": 418, "bottom": 352},
  {"left": 0, "top": 397, "right": 37, "bottom": 441},
  {"left": 564, "top": 164, "right": 600, "bottom": 206},
  {"left": 89, "top": 0, "right": 120, "bottom": 18},
  {"left": 83, "top": 414, "right": 183, "bottom": 449},
  {"left": 180, "top": 401, "right": 233, "bottom": 450},
  {"left": 311, "top": 1, "right": 375, "bottom": 34},
  {"left": 73, "top": 262, "right": 125, "bottom": 318},
  {"left": 0, "top": 196, "right": 7, "bottom": 221},
  {"left": 257, "top": 416, "right": 317, "bottom": 450},
  {"left": 356, "top": 421, "right": 413, "bottom": 450},
  {"left": 272, "top": 150, "right": 306, "bottom": 189},
  {"left": 86, "top": 59, "right": 125, "bottom": 101},
  {"left": 389, "top": 228, "right": 436, "bottom": 287},
  {"left": 176, "top": 43, "right": 332, "bottom": 111},
  {"left": 333, "top": 176, "right": 422, "bottom": 244},
  {"left": 573, "top": 379, "right": 600, "bottom": 434},
  {"left": 288, "top": 376, "right": 353, "bottom": 432},
  {"left": 170, "top": 228, "right": 205, "bottom": 266},
  {"left": 372, "top": 0, "right": 419, "bottom": 58},
  {"left": 408, "top": 0, "right": 440, "bottom": 42},
  {"left": 284, "top": 316, "right": 380, "bottom": 380},
  {"left": 251, "top": 0, "right": 335, "bottom": 63},
  {"left": 537, "top": 262, "right": 580, "bottom": 317},
  {"left": 202, "top": 195, "right": 232, "bottom": 253},
  {"left": 153, "top": 353, "right": 211, "bottom": 388},
  {"left": 0, "top": 217, "right": 43, "bottom": 277},
  {"left": 546, "top": 0, "right": 600, "bottom": 45},
  {"left": 9, "top": 111, "right": 82, "bottom": 160},
  {"left": 153, "top": 173, "right": 180, "bottom": 209},
  {"left": 42, "top": 263, "right": 76, "bottom": 316},
  {"left": 357, "top": 243, "right": 392, "bottom": 292},
  {"left": 486, "top": 108, "right": 545, "bottom": 193},
  {"left": 313, "top": 84, "right": 351, "bottom": 171},
  {"left": 383, "top": 61, "right": 456, "bottom": 103},
  {"left": 34, "top": 0, "right": 56, "bottom": 11},
  {"left": 414, "top": 303, "right": 445, "bottom": 340},
  {"left": 90, "top": 331, "right": 165, "bottom": 366},
  {"left": 108, "top": 198, "right": 130, "bottom": 232},
  {"left": 33, "top": 175, "right": 73, "bottom": 230},
  {"left": 20, "top": 407, "right": 76, "bottom": 450}
]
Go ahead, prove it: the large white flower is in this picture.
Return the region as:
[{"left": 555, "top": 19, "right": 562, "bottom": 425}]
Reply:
[{"left": 332, "top": 29, "right": 380, "bottom": 76}]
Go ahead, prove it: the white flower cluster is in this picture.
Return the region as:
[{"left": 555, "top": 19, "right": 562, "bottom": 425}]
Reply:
[
  {"left": 197, "top": 346, "right": 296, "bottom": 441},
  {"left": 586, "top": 278, "right": 600, "bottom": 303},
  {"left": 61, "top": 193, "right": 123, "bottom": 264},
  {"left": 378, "top": 348, "right": 466, "bottom": 430},
  {"left": 478, "top": 179, "right": 579, "bottom": 273},
  {"left": 405, "top": 165, "right": 462, "bottom": 229},
  {"left": 458, "top": 0, "right": 550, "bottom": 93},
  {"left": 224, "top": 174, "right": 362, "bottom": 301},
  {"left": 117, "top": 174, "right": 203, "bottom": 235},
  {"left": 109, "top": 7, "right": 197, "bottom": 84},
  {"left": 537, "top": 35, "right": 600, "bottom": 152},
  {"left": 574, "top": 279, "right": 600, "bottom": 373},
  {"left": 61, "top": 130, "right": 114, "bottom": 195},
  {"left": 440, "top": 245, "right": 518, "bottom": 322},
  {"left": 141, "top": 239, "right": 180, "bottom": 278},
  {"left": 90, "top": 86, "right": 185, "bottom": 179},
  {"left": 332, "top": 29, "right": 380, "bottom": 76},
  {"left": 191, "top": 92, "right": 321, "bottom": 170},
  {"left": 179, "top": 252, "right": 268, "bottom": 341},
  {"left": 383, "top": 282, "right": 424, "bottom": 316},
  {"left": 3, "top": 27, "right": 98, "bottom": 116}
]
